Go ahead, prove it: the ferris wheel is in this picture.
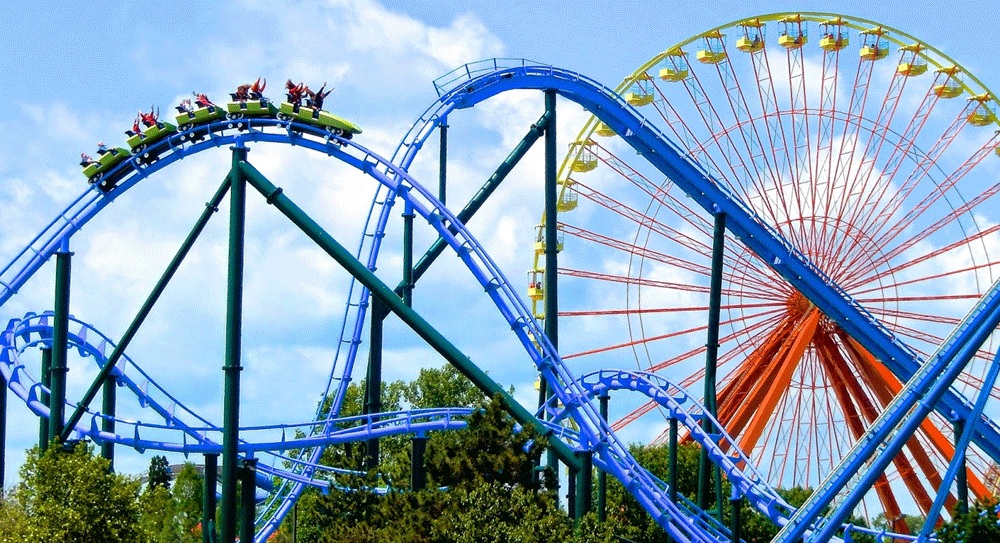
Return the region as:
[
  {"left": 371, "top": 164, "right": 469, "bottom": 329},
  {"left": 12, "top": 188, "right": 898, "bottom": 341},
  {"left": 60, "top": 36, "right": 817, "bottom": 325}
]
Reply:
[{"left": 534, "top": 12, "right": 1000, "bottom": 525}]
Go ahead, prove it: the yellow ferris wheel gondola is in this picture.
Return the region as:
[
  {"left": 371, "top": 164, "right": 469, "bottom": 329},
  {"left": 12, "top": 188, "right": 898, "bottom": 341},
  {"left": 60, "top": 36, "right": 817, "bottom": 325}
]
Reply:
[
  {"left": 623, "top": 73, "right": 655, "bottom": 106},
  {"left": 934, "top": 66, "right": 965, "bottom": 98},
  {"left": 819, "top": 17, "right": 849, "bottom": 51},
  {"left": 658, "top": 48, "right": 689, "bottom": 82}
]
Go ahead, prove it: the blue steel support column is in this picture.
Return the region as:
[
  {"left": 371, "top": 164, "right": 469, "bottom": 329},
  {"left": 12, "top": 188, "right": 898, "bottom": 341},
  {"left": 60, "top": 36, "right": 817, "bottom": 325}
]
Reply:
[
  {"left": 49, "top": 239, "right": 72, "bottom": 442},
  {"left": 240, "top": 457, "right": 258, "bottom": 543},
  {"left": 102, "top": 376, "right": 115, "bottom": 469},
  {"left": 699, "top": 213, "right": 725, "bottom": 517},
  {"left": 220, "top": 146, "right": 247, "bottom": 543},
  {"left": 543, "top": 88, "right": 561, "bottom": 505},
  {"left": 203, "top": 453, "right": 219, "bottom": 543},
  {"left": 39, "top": 346, "right": 51, "bottom": 450}
]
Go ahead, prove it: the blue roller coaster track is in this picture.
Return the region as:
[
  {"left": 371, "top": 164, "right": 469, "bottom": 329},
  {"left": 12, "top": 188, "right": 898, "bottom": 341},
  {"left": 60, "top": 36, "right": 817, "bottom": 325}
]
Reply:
[{"left": 2, "top": 59, "right": 998, "bottom": 543}]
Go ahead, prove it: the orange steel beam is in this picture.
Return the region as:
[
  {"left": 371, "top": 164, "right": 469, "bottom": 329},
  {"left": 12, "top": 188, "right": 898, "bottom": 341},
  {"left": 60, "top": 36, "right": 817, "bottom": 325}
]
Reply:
[
  {"left": 737, "top": 308, "right": 822, "bottom": 454},
  {"left": 843, "top": 335, "right": 990, "bottom": 501},
  {"left": 818, "top": 334, "right": 928, "bottom": 525},
  {"left": 814, "top": 336, "right": 907, "bottom": 532},
  {"left": 716, "top": 316, "right": 795, "bottom": 423},
  {"left": 721, "top": 314, "right": 810, "bottom": 445}
]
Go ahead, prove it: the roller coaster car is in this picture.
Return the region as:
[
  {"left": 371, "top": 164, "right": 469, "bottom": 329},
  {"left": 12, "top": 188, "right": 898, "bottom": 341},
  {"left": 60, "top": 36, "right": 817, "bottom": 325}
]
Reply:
[
  {"left": 126, "top": 122, "right": 177, "bottom": 163},
  {"left": 82, "top": 147, "right": 131, "bottom": 186},
  {"left": 226, "top": 99, "right": 279, "bottom": 118},
  {"left": 83, "top": 147, "right": 132, "bottom": 192},
  {"left": 174, "top": 104, "right": 225, "bottom": 129},
  {"left": 276, "top": 102, "right": 362, "bottom": 138}
]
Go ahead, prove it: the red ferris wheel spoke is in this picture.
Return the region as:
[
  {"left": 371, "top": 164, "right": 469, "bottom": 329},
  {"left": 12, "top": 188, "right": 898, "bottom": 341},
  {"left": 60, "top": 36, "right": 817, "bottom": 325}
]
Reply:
[{"left": 559, "top": 301, "right": 783, "bottom": 318}]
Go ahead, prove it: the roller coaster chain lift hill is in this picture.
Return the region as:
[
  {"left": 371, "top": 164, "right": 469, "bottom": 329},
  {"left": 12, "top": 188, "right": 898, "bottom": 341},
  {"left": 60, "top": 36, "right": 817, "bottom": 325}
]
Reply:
[{"left": 2, "top": 12, "right": 1000, "bottom": 543}]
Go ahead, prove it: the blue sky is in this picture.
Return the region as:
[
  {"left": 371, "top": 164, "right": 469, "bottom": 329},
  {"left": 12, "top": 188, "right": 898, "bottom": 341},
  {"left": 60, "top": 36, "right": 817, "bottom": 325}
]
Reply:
[{"left": 2, "top": 0, "right": 999, "bottom": 509}]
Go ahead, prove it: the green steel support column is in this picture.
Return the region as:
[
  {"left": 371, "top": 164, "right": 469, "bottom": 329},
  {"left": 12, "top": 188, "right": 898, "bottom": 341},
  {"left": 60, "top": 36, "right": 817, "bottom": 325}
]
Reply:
[
  {"left": 203, "top": 453, "right": 219, "bottom": 543},
  {"left": 411, "top": 433, "right": 427, "bottom": 491},
  {"left": 49, "top": 241, "right": 72, "bottom": 442},
  {"left": 955, "top": 418, "right": 969, "bottom": 515},
  {"left": 365, "top": 298, "right": 387, "bottom": 471},
  {"left": 101, "top": 375, "right": 115, "bottom": 469},
  {"left": 240, "top": 458, "right": 258, "bottom": 543},
  {"left": 239, "top": 162, "right": 582, "bottom": 471},
  {"left": 402, "top": 202, "right": 415, "bottom": 307},
  {"left": 439, "top": 122, "right": 448, "bottom": 206},
  {"left": 669, "top": 416, "right": 678, "bottom": 543},
  {"left": 567, "top": 463, "right": 577, "bottom": 518},
  {"left": 61, "top": 177, "right": 232, "bottom": 441},
  {"left": 730, "top": 494, "right": 742, "bottom": 543},
  {"left": 576, "top": 451, "right": 593, "bottom": 519},
  {"left": 220, "top": 146, "right": 247, "bottom": 543},
  {"left": 598, "top": 393, "right": 609, "bottom": 522},
  {"left": 669, "top": 417, "right": 678, "bottom": 504},
  {"left": 543, "top": 89, "right": 561, "bottom": 499},
  {"left": 1, "top": 371, "right": 6, "bottom": 488},
  {"left": 700, "top": 213, "right": 726, "bottom": 516},
  {"left": 39, "top": 346, "right": 51, "bottom": 450}
]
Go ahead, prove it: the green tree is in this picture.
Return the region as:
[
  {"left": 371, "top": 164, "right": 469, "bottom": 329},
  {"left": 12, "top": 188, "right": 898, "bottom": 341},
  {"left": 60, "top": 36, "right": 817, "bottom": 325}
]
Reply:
[
  {"left": 3, "top": 443, "right": 143, "bottom": 543},
  {"left": 404, "top": 364, "right": 486, "bottom": 409},
  {"left": 425, "top": 394, "right": 552, "bottom": 490},
  {"left": 936, "top": 498, "right": 1000, "bottom": 543},
  {"left": 148, "top": 454, "right": 172, "bottom": 489}
]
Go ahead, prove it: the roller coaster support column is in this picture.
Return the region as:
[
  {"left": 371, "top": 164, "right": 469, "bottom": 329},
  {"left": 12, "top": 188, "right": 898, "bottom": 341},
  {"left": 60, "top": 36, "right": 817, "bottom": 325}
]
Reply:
[
  {"left": 365, "top": 297, "right": 388, "bottom": 470},
  {"left": 203, "top": 453, "right": 219, "bottom": 543},
  {"left": 220, "top": 145, "right": 248, "bottom": 543},
  {"left": 102, "top": 374, "right": 115, "bottom": 468},
  {"left": 669, "top": 417, "right": 678, "bottom": 532},
  {"left": 598, "top": 392, "right": 609, "bottom": 522},
  {"left": 699, "top": 213, "right": 725, "bottom": 519},
  {"left": 954, "top": 417, "right": 969, "bottom": 515},
  {"left": 411, "top": 432, "right": 427, "bottom": 491},
  {"left": 239, "top": 161, "right": 584, "bottom": 470},
  {"left": 543, "top": 89, "right": 562, "bottom": 507},
  {"left": 439, "top": 120, "right": 448, "bottom": 206},
  {"left": 402, "top": 200, "right": 415, "bottom": 307},
  {"left": 576, "top": 451, "right": 593, "bottom": 518},
  {"left": 49, "top": 238, "right": 72, "bottom": 442},
  {"left": 240, "top": 457, "right": 258, "bottom": 543},
  {"left": 730, "top": 487, "right": 742, "bottom": 543},
  {"left": 1, "top": 369, "right": 6, "bottom": 488},
  {"left": 39, "top": 346, "right": 50, "bottom": 449},
  {"left": 60, "top": 177, "right": 232, "bottom": 443}
]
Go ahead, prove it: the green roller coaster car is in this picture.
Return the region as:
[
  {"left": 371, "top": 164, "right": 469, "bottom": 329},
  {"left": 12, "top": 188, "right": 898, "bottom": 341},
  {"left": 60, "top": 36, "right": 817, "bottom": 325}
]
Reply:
[
  {"left": 175, "top": 104, "right": 225, "bottom": 128},
  {"left": 126, "top": 122, "right": 177, "bottom": 151},
  {"left": 226, "top": 99, "right": 279, "bottom": 118},
  {"left": 277, "top": 102, "right": 362, "bottom": 137},
  {"left": 82, "top": 147, "right": 131, "bottom": 183}
]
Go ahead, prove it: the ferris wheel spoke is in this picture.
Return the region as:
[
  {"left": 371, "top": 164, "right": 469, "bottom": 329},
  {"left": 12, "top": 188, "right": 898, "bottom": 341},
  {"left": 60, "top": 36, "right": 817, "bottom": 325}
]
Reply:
[
  {"left": 561, "top": 223, "right": 712, "bottom": 276},
  {"left": 849, "top": 259, "right": 1000, "bottom": 300},
  {"left": 647, "top": 311, "right": 785, "bottom": 373},
  {"left": 560, "top": 301, "right": 783, "bottom": 318},
  {"left": 572, "top": 180, "right": 714, "bottom": 257}
]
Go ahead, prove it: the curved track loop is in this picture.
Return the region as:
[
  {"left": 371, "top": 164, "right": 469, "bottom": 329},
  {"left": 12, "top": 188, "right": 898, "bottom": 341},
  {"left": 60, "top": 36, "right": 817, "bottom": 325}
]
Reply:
[{"left": 0, "top": 312, "right": 477, "bottom": 486}]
